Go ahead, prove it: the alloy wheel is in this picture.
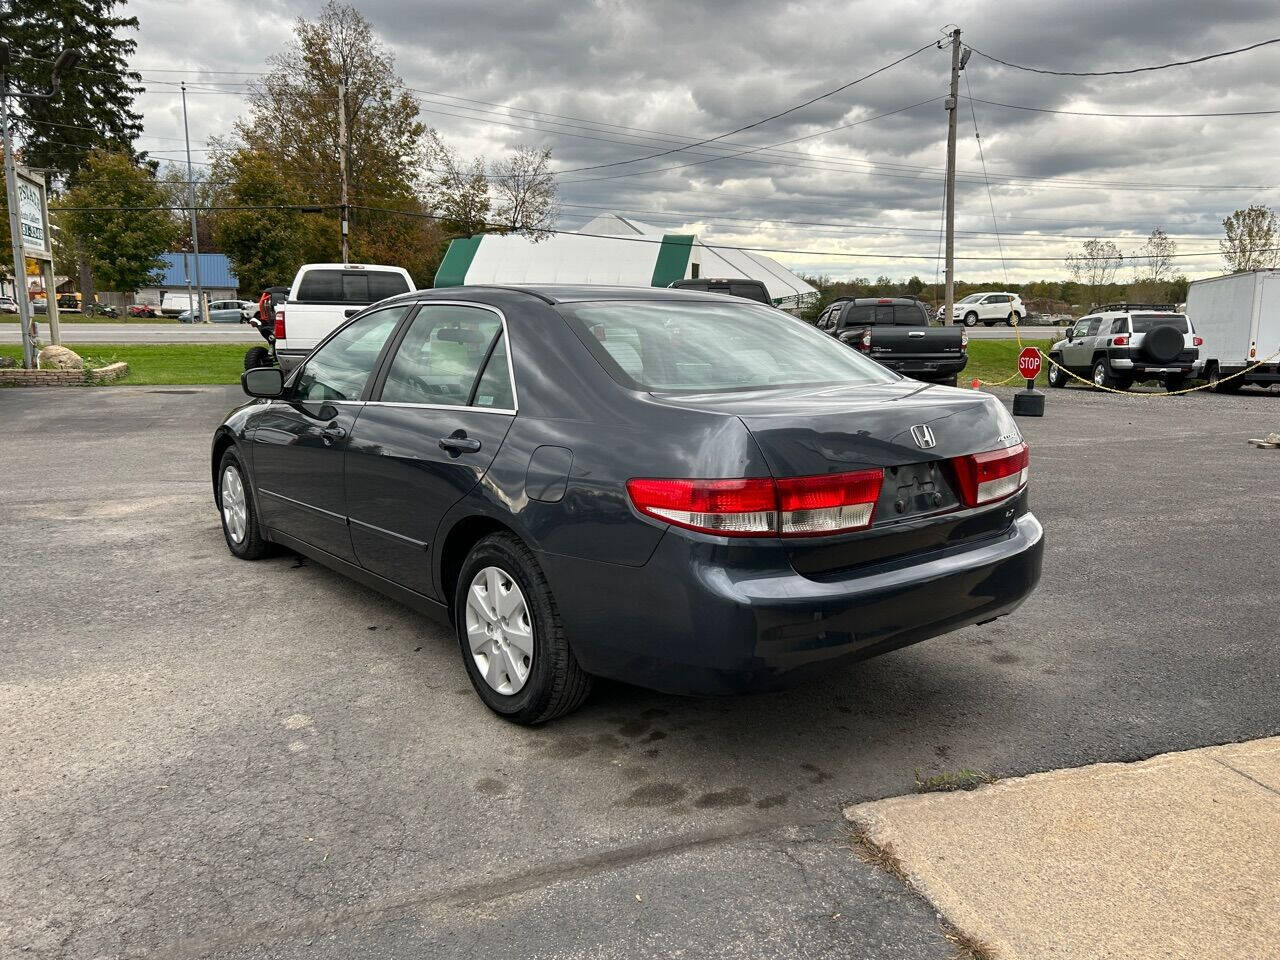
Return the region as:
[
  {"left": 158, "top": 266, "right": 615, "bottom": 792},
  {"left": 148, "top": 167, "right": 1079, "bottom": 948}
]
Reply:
[
  {"left": 220, "top": 465, "right": 248, "bottom": 544},
  {"left": 465, "top": 566, "right": 534, "bottom": 695}
]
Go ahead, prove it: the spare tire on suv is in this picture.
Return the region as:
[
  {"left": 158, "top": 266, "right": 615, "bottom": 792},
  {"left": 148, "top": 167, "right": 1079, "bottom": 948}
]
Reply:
[{"left": 1140, "top": 324, "right": 1183, "bottom": 364}]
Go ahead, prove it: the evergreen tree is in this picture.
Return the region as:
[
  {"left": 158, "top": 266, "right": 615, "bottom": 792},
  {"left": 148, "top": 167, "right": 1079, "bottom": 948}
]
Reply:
[{"left": 4, "top": 0, "right": 145, "bottom": 184}]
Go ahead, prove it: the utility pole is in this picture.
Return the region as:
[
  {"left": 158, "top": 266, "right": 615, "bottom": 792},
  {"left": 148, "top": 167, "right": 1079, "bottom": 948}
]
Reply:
[
  {"left": 180, "top": 82, "right": 205, "bottom": 322},
  {"left": 942, "top": 27, "right": 962, "bottom": 326},
  {"left": 337, "top": 78, "right": 350, "bottom": 263},
  {"left": 1, "top": 44, "right": 78, "bottom": 368}
]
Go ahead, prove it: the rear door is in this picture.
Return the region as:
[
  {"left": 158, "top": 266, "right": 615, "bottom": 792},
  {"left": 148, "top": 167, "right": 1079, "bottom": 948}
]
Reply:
[
  {"left": 345, "top": 302, "right": 517, "bottom": 599},
  {"left": 1258, "top": 276, "right": 1280, "bottom": 359}
]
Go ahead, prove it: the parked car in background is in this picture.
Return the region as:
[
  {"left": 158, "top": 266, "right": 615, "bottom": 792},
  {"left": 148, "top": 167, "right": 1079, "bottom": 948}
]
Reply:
[
  {"left": 1186, "top": 270, "right": 1280, "bottom": 392},
  {"left": 272, "top": 263, "right": 416, "bottom": 372},
  {"left": 938, "top": 292, "right": 1026, "bottom": 327},
  {"left": 668, "top": 278, "right": 773, "bottom": 306},
  {"left": 213, "top": 285, "right": 1042, "bottom": 723},
  {"left": 816, "top": 296, "right": 968, "bottom": 385},
  {"left": 178, "top": 300, "right": 256, "bottom": 324},
  {"left": 0, "top": 295, "right": 17, "bottom": 314},
  {"left": 1045, "top": 303, "right": 1201, "bottom": 392}
]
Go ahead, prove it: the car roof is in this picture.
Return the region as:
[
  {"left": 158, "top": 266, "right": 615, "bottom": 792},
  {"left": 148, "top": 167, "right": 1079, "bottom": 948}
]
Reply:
[{"left": 402, "top": 284, "right": 742, "bottom": 305}]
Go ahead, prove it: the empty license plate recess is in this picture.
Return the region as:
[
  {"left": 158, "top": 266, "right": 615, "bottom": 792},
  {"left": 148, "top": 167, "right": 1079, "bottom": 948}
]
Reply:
[{"left": 878, "top": 461, "right": 958, "bottom": 520}]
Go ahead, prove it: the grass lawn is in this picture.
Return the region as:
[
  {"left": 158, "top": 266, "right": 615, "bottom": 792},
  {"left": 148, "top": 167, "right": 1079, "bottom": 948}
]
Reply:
[
  {"left": 1, "top": 338, "right": 1055, "bottom": 388},
  {"left": 0, "top": 343, "right": 247, "bottom": 385}
]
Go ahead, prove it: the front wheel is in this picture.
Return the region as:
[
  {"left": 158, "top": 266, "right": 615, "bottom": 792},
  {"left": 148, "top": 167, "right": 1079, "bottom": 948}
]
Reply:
[
  {"left": 1046, "top": 361, "right": 1068, "bottom": 388},
  {"left": 217, "top": 448, "right": 271, "bottom": 559},
  {"left": 963, "top": 312, "right": 979, "bottom": 327},
  {"left": 455, "top": 533, "right": 592, "bottom": 724}
]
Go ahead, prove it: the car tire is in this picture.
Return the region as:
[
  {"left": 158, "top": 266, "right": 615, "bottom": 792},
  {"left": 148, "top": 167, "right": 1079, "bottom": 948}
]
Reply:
[
  {"left": 217, "top": 448, "right": 271, "bottom": 560},
  {"left": 1008, "top": 312, "right": 1021, "bottom": 327},
  {"left": 244, "top": 346, "right": 272, "bottom": 370},
  {"left": 1046, "top": 361, "right": 1068, "bottom": 388},
  {"left": 1206, "top": 363, "right": 1241, "bottom": 394},
  {"left": 1164, "top": 374, "right": 1187, "bottom": 392},
  {"left": 963, "top": 312, "right": 979, "bottom": 327},
  {"left": 1091, "top": 358, "right": 1118, "bottom": 390},
  {"left": 454, "top": 533, "right": 592, "bottom": 725}
]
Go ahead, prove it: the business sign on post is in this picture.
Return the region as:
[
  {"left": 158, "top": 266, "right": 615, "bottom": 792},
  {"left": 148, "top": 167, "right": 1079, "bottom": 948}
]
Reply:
[{"left": 16, "top": 167, "right": 52, "bottom": 261}]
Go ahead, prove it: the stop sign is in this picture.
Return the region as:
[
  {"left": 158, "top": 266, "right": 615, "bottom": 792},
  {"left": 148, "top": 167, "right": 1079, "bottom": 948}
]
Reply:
[{"left": 1018, "top": 347, "right": 1042, "bottom": 380}]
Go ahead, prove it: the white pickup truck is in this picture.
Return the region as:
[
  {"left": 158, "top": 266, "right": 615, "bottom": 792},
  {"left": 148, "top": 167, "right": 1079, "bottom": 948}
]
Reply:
[{"left": 273, "top": 263, "right": 416, "bottom": 372}]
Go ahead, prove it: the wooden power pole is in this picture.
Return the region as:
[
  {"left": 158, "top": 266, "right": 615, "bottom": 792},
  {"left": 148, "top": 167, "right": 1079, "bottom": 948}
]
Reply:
[
  {"left": 943, "top": 27, "right": 962, "bottom": 326},
  {"left": 338, "top": 79, "right": 350, "bottom": 263}
]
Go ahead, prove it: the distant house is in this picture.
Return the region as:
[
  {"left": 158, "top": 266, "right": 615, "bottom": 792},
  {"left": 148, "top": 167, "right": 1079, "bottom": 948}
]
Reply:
[{"left": 135, "top": 253, "right": 240, "bottom": 312}]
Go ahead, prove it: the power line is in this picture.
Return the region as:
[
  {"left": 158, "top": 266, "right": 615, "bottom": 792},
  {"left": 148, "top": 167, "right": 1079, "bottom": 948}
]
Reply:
[
  {"left": 962, "top": 95, "right": 1280, "bottom": 119},
  {"left": 964, "top": 74, "right": 1007, "bottom": 286},
  {"left": 966, "top": 36, "right": 1280, "bottom": 77},
  {"left": 549, "top": 40, "right": 938, "bottom": 176}
]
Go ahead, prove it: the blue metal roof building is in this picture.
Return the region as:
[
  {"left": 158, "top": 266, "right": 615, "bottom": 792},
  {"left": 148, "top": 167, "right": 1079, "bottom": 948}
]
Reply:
[{"left": 153, "top": 253, "right": 238, "bottom": 289}]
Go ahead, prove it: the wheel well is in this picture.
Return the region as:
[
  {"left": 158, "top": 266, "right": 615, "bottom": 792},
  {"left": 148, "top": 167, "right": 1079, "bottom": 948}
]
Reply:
[
  {"left": 1091, "top": 351, "right": 1108, "bottom": 365},
  {"left": 438, "top": 515, "right": 518, "bottom": 618}
]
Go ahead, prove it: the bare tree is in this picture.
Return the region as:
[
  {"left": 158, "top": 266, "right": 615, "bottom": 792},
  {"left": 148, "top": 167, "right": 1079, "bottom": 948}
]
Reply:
[
  {"left": 491, "top": 145, "right": 558, "bottom": 238},
  {"left": 424, "top": 129, "right": 491, "bottom": 236},
  {"left": 1220, "top": 204, "right": 1280, "bottom": 273},
  {"left": 1134, "top": 228, "right": 1176, "bottom": 283},
  {"left": 1066, "top": 238, "right": 1124, "bottom": 307}
]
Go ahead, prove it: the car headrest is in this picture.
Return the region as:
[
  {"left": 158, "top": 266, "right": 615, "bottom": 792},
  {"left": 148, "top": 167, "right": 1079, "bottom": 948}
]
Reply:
[{"left": 435, "top": 327, "right": 488, "bottom": 344}]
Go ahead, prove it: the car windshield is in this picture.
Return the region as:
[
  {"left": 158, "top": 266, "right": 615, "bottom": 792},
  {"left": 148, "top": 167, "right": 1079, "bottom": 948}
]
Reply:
[
  {"left": 1131, "top": 314, "right": 1189, "bottom": 333},
  {"left": 558, "top": 300, "right": 899, "bottom": 392},
  {"left": 958, "top": 294, "right": 983, "bottom": 303}
]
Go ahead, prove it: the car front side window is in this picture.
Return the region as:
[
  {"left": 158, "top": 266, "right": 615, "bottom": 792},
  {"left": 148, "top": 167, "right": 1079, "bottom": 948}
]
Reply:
[{"left": 291, "top": 306, "right": 408, "bottom": 403}]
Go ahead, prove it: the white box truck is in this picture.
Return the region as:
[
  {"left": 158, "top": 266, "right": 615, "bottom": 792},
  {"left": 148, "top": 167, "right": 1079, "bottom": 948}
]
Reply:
[
  {"left": 1186, "top": 270, "right": 1280, "bottom": 392},
  {"left": 273, "top": 263, "right": 415, "bottom": 372}
]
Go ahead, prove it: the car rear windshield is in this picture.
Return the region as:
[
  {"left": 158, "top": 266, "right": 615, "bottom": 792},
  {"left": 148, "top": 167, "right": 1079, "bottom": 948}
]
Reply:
[
  {"left": 296, "top": 269, "right": 410, "bottom": 303},
  {"left": 673, "top": 280, "right": 772, "bottom": 305},
  {"left": 558, "top": 300, "right": 899, "bottom": 392},
  {"left": 1130, "top": 314, "right": 1189, "bottom": 333}
]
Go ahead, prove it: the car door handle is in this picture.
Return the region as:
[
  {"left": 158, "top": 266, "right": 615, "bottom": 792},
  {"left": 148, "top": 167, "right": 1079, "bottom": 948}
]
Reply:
[
  {"left": 439, "top": 434, "right": 482, "bottom": 455},
  {"left": 908, "top": 331, "right": 926, "bottom": 337},
  {"left": 321, "top": 422, "right": 347, "bottom": 444}
]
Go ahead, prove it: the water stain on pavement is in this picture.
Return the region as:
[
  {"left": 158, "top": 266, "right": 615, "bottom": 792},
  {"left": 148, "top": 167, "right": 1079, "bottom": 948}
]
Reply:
[{"left": 620, "top": 782, "right": 687, "bottom": 807}]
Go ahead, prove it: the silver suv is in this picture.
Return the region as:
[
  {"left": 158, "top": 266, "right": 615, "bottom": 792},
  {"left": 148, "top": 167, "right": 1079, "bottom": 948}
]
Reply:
[
  {"left": 1046, "top": 303, "right": 1202, "bottom": 392},
  {"left": 937, "top": 292, "right": 1025, "bottom": 327}
]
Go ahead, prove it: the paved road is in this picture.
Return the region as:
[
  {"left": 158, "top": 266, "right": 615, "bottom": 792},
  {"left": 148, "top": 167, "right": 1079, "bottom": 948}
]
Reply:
[
  {"left": 0, "top": 321, "right": 259, "bottom": 344},
  {"left": 0, "top": 321, "right": 1048, "bottom": 345},
  {"left": 3, "top": 383, "right": 1279, "bottom": 958}
]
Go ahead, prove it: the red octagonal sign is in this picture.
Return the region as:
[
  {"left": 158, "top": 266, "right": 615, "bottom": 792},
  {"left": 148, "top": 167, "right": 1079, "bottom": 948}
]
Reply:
[{"left": 1018, "top": 347, "right": 1042, "bottom": 380}]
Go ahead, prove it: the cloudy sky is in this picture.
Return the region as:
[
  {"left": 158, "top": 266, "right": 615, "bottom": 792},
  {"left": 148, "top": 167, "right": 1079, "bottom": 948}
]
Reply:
[{"left": 126, "top": 0, "right": 1280, "bottom": 283}]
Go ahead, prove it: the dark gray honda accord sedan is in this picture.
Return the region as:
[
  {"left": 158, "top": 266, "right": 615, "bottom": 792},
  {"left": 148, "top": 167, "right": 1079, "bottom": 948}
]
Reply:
[{"left": 212, "top": 285, "right": 1043, "bottom": 723}]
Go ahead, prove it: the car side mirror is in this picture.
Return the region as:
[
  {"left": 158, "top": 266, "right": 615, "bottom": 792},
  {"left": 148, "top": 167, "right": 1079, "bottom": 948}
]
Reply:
[{"left": 242, "top": 367, "right": 284, "bottom": 398}]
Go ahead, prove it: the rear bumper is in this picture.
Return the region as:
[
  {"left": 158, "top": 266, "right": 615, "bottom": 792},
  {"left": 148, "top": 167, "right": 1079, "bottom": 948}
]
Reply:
[
  {"left": 877, "top": 356, "right": 969, "bottom": 378},
  {"left": 1109, "top": 348, "right": 1201, "bottom": 376},
  {"left": 544, "top": 508, "right": 1044, "bottom": 695}
]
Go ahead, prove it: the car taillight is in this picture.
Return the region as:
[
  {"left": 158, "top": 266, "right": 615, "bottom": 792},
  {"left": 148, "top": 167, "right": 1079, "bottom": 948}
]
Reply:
[
  {"left": 859, "top": 329, "right": 872, "bottom": 351},
  {"left": 776, "top": 470, "right": 882, "bottom": 536},
  {"left": 626, "top": 469, "right": 884, "bottom": 538},
  {"left": 273, "top": 309, "right": 286, "bottom": 339},
  {"left": 1193, "top": 336, "right": 1203, "bottom": 347},
  {"left": 1113, "top": 335, "right": 1128, "bottom": 346},
  {"left": 960, "top": 329, "right": 969, "bottom": 348},
  {"left": 952, "top": 442, "right": 1029, "bottom": 507}
]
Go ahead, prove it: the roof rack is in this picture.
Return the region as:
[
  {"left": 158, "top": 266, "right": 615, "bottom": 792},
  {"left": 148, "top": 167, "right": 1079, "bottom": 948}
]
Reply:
[{"left": 1097, "top": 302, "right": 1177, "bottom": 313}]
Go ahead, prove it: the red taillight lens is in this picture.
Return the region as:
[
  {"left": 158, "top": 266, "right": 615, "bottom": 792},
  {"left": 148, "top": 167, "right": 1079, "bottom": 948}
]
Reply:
[
  {"left": 776, "top": 469, "right": 882, "bottom": 536},
  {"left": 626, "top": 469, "right": 884, "bottom": 538},
  {"left": 273, "top": 309, "right": 286, "bottom": 339},
  {"left": 960, "top": 329, "right": 969, "bottom": 348},
  {"left": 859, "top": 329, "right": 872, "bottom": 350},
  {"left": 1113, "top": 335, "right": 1128, "bottom": 346},
  {"left": 953, "top": 442, "right": 1029, "bottom": 507},
  {"left": 625, "top": 477, "right": 777, "bottom": 536},
  {"left": 1193, "top": 336, "right": 1204, "bottom": 347}
]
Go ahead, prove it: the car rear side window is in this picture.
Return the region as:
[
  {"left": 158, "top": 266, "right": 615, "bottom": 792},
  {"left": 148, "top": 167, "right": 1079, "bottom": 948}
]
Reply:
[
  {"left": 559, "top": 300, "right": 897, "bottom": 392},
  {"left": 378, "top": 304, "right": 503, "bottom": 407}
]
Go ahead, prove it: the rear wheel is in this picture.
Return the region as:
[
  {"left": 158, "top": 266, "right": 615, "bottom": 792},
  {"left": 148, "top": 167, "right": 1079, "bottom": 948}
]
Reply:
[
  {"left": 1164, "top": 374, "right": 1187, "bottom": 392},
  {"left": 1008, "top": 312, "right": 1021, "bottom": 327},
  {"left": 1207, "top": 364, "right": 1241, "bottom": 393},
  {"left": 454, "top": 533, "right": 592, "bottom": 724},
  {"left": 244, "top": 346, "right": 272, "bottom": 370},
  {"left": 1092, "top": 358, "right": 1119, "bottom": 390}
]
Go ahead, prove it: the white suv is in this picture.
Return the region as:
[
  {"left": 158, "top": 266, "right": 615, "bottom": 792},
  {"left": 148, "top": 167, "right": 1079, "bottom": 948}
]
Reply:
[{"left": 938, "top": 292, "right": 1025, "bottom": 327}]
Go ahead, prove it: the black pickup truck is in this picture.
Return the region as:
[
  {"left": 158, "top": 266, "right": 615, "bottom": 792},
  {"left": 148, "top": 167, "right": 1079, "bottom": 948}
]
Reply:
[{"left": 814, "top": 297, "right": 968, "bottom": 386}]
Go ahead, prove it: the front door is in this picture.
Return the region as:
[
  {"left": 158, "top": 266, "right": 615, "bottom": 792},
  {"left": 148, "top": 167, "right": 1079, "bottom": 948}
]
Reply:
[
  {"left": 345, "top": 303, "right": 517, "bottom": 598},
  {"left": 1063, "top": 317, "right": 1099, "bottom": 368},
  {"left": 250, "top": 306, "right": 409, "bottom": 560}
]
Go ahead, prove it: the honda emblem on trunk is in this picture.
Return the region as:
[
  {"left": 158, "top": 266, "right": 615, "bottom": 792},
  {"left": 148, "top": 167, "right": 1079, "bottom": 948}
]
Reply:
[{"left": 910, "top": 424, "right": 937, "bottom": 449}]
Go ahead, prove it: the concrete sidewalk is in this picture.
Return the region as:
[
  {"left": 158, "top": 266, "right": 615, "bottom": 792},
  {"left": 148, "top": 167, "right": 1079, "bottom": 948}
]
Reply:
[{"left": 845, "top": 738, "right": 1280, "bottom": 960}]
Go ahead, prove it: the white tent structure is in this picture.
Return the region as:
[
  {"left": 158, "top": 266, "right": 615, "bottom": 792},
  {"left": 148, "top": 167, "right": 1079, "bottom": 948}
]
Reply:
[{"left": 434, "top": 215, "right": 818, "bottom": 308}]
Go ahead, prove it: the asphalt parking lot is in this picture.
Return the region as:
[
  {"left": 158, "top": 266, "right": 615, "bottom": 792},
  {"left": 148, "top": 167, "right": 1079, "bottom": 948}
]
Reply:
[{"left": 4, "top": 382, "right": 1280, "bottom": 959}]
